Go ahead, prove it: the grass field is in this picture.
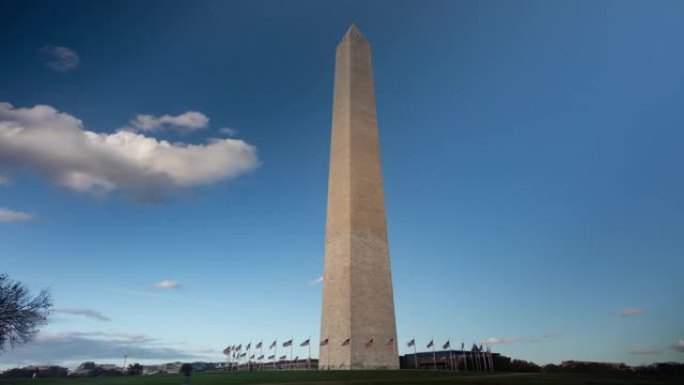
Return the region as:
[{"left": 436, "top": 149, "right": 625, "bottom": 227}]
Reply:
[{"left": 1, "top": 371, "right": 682, "bottom": 385}]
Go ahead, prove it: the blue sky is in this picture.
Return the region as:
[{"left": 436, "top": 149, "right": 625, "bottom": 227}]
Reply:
[{"left": 1, "top": 0, "right": 683, "bottom": 368}]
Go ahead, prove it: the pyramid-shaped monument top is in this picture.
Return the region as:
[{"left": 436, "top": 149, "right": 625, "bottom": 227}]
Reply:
[{"left": 341, "top": 24, "right": 367, "bottom": 43}]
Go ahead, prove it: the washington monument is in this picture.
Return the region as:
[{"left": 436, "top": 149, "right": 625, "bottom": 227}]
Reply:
[{"left": 319, "top": 25, "right": 399, "bottom": 370}]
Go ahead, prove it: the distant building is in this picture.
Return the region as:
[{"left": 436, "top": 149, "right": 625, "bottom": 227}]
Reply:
[{"left": 399, "top": 350, "right": 503, "bottom": 371}]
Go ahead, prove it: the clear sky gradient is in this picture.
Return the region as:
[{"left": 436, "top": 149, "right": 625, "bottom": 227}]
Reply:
[{"left": 1, "top": 0, "right": 683, "bottom": 368}]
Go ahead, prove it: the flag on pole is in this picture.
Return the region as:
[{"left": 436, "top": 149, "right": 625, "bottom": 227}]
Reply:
[
  {"left": 236, "top": 344, "right": 242, "bottom": 351},
  {"left": 461, "top": 342, "right": 464, "bottom": 350},
  {"left": 268, "top": 355, "right": 275, "bottom": 359},
  {"left": 365, "top": 339, "right": 374, "bottom": 348},
  {"left": 341, "top": 338, "right": 350, "bottom": 346},
  {"left": 258, "top": 355, "right": 264, "bottom": 360},
  {"left": 250, "top": 354, "right": 255, "bottom": 359},
  {"left": 427, "top": 340, "right": 434, "bottom": 348},
  {"left": 279, "top": 355, "right": 287, "bottom": 360},
  {"left": 283, "top": 339, "right": 293, "bottom": 347},
  {"left": 320, "top": 338, "right": 329, "bottom": 346},
  {"left": 386, "top": 338, "right": 394, "bottom": 346},
  {"left": 270, "top": 340, "right": 277, "bottom": 349},
  {"left": 256, "top": 341, "right": 263, "bottom": 349},
  {"left": 300, "top": 339, "right": 310, "bottom": 347},
  {"left": 222, "top": 347, "right": 231, "bottom": 355},
  {"left": 443, "top": 340, "right": 451, "bottom": 349},
  {"left": 246, "top": 343, "right": 251, "bottom": 350},
  {"left": 294, "top": 356, "right": 299, "bottom": 362},
  {"left": 239, "top": 352, "right": 246, "bottom": 358},
  {"left": 407, "top": 339, "right": 415, "bottom": 347}
]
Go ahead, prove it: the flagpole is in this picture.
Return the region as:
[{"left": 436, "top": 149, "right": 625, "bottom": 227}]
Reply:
[
  {"left": 274, "top": 340, "right": 277, "bottom": 370},
  {"left": 290, "top": 337, "right": 294, "bottom": 370},
  {"left": 432, "top": 337, "right": 436, "bottom": 371},
  {"left": 327, "top": 339, "right": 330, "bottom": 370},
  {"left": 308, "top": 336, "right": 311, "bottom": 370},
  {"left": 448, "top": 339, "right": 453, "bottom": 371},
  {"left": 413, "top": 337, "right": 417, "bottom": 369},
  {"left": 261, "top": 342, "right": 264, "bottom": 371}
]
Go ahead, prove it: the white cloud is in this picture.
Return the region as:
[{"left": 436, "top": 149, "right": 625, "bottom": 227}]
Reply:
[
  {"left": 219, "top": 127, "right": 238, "bottom": 137},
  {"left": 154, "top": 280, "right": 181, "bottom": 289},
  {"left": 0, "top": 175, "right": 9, "bottom": 185},
  {"left": 0, "top": 103, "right": 258, "bottom": 198},
  {"left": 40, "top": 45, "right": 80, "bottom": 72},
  {"left": 309, "top": 276, "right": 323, "bottom": 285},
  {"left": 53, "top": 308, "right": 110, "bottom": 321},
  {"left": 675, "top": 339, "right": 684, "bottom": 353},
  {"left": 129, "top": 111, "right": 209, "bottom": 132},
  {"left": 629, "top": 348, "right": 662, "bottom": 355},
  {"left": 620, "top": 307, "right": 645, "bottom": 317},
  {"left": 0, "top": 207, "right": 34, "bottom": 222},
  {"left": 483, "top": 337, "right": 522, "bottom": 345}
]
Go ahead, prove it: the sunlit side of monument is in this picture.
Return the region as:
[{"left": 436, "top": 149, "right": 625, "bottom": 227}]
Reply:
[{"left": 319, "top": 25, "right": 399, "bottom": 370}]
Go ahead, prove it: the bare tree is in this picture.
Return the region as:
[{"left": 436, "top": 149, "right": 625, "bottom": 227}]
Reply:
[{"left": 0, "top": 274, "right": 52, "bottom": 352}]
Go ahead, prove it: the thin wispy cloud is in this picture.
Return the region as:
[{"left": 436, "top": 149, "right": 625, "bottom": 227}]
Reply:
[
  {"left": 309, "top": 276, "right": 323, "bottom": 285},
  {"left": 629, "top": 348, "right": 662, "bottom": 355},
  {"left": 154, "top": 280, "right": 181, "bottom": 289},
  {"left": 0, "top": 331, "right": 206, "bottom": 367},
  {"left": 40, "top": 45, "right": 80, "bottom": 72},
  {"left": 0, "top": 175, "right": 9, "bottom": 185},
  {"left": 53, "top": 308, "right": 110, "bottom": 321},
  {"left": 219, "top": 127, "right": 238, "bottom": 137},
  {"left": 620, "top": 307, "right": 645, "bottom": 317},
  {"left": 128, "top": 111, "right": 209, "bottom": 133},
  {"left": 0, "top": 103, "right": 259, "bottom": 199},
  {"left": 483, "top": 337, "right": 522, "bottom": 345},
  {"left": 0, "top": 207, "right": 34, "bottom": 222}
]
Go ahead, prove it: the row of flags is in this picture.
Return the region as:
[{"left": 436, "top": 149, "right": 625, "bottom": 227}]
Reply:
[
  {"left": 223, "top": 337, "right": 488, "bottom": 356},
  {"left": 407, "top": 338, "right": 487, "bottom": 352}
]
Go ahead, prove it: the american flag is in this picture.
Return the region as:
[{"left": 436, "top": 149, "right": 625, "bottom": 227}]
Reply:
[
  {"left": 427, "top": 340, "right": 434, "bottom": 348},
  {"left": 270, "top": 340, "right": 277, "bottom": 349},
  {"left": 283, "top": 339, "right": 293, "bottom": 347},
  {"left": 407, "top": 339, "right": 415, "bottom": 347},
  {"left": 386, "top": 338, "right": 394, "bottom": 346},
  {"left": 320, "top": 338, "right": 329, "bottom": 346},
  {"left": 443, "top": 340, "right": 450, "bottom": 349},
  {"left": 222, "top": 347, "right": 231, "bottom": 355},
  {"left": 279, "top": 355, "right": 287, "bottom": 360},
  {"left": 300, "top": 339, "right": 310, "bottom": 347},
  {"left": 256, "top": 341, "right": 262, "bottom": 349},
  {"left": 365, "top": 339, "right": 374, "bottom": 348},
  {"left": 268, "top": 354, "right": 275, "bottom": 360},
  {"left": 341, "top": 338, "right": 350, "bottom": 346}
]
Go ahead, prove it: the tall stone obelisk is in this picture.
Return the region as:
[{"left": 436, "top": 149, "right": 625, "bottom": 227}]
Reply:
[{"left": 319, "top": 25, "right": 399, "bottom": 370}]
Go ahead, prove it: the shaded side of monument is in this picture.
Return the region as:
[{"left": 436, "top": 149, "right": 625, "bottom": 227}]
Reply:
[{"left": 319, "top": 25, "right": 399, "bottom": 370}]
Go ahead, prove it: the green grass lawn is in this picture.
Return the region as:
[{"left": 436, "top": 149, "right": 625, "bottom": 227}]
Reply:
[{"left": 1, "top": 371, "right": 681, "bottom": 385}]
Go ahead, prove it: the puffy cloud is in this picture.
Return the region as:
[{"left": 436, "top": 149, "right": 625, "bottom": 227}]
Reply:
[
  {"left": 620, "top": 307, "right": 645, "bottom": 317},
  {"left": 309, "top": 276, "right": 323, "bottom": 285},
  {"left": 0, "top": 103, "right": 258, "bottom": 198},
  {"left": 53, "top": 308, "right": 110, "bottom": 321},
  {"left": 219, "top": 127, "right": 238, "bottom": 137},
  {"left": 154, "top": 280, "right": 180, "bottom": 289},
  {"left": 129, "top": 111, "right": 209, "bottom": 132},
  {"left": 675, "top": 339, "right": 684, "bottom": 353},
  {"left": 0, "top": 207, "right": 34, "bottom": 222},
  {"left": 483, "top": 337, "right": 522, "bottom": 345},
  {"left": 40, "top": 45, "right": 80, "bottom": 72},
  {"left": 0, "top": 331, "right": 206, "bottom": 366}
]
